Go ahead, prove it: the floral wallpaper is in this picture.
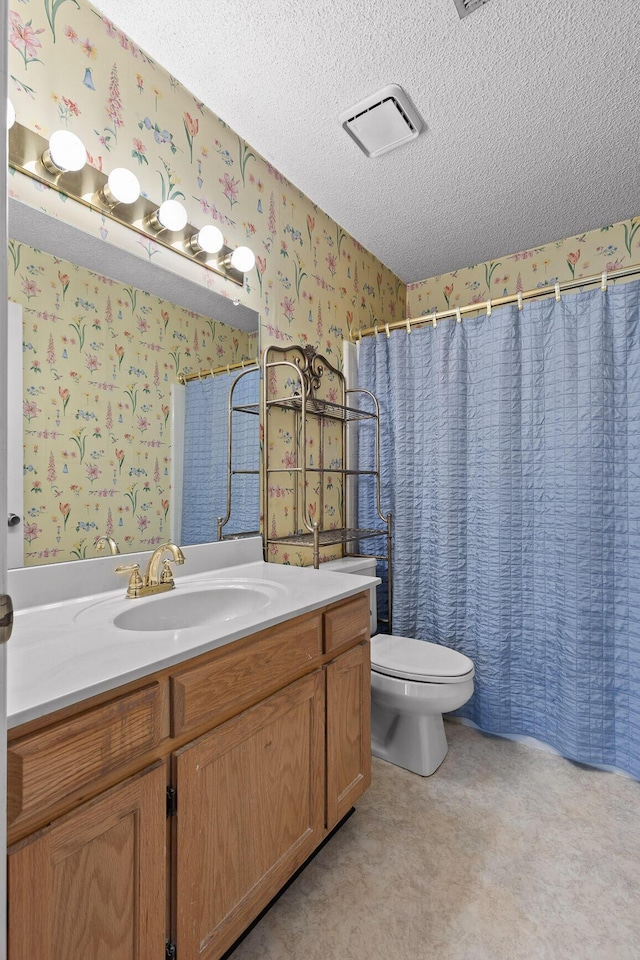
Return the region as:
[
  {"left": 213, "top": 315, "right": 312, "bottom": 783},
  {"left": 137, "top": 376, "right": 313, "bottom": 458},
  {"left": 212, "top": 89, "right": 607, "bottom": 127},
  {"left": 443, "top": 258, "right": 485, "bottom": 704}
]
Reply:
[
  {"left": 8, "top": 0, "right": 405, "bottom": 566},
  {"left": 407, "top": 217, "right": 640, "bottom": 316},
  {"left": 10, "top": 0, "right": 638, "bottom": 568},
  {"left": 8, "top": 241, "right": 255, "bottom": 565},
  {"left": 7, "top": 0, "right": 405, "bottom": 344}
]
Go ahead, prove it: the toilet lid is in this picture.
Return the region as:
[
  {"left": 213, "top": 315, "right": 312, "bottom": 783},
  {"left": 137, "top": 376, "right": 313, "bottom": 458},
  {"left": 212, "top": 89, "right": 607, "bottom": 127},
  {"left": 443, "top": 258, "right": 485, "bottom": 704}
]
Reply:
[{"left": 370, "top": 634, "right": 475, "bottom": 684}]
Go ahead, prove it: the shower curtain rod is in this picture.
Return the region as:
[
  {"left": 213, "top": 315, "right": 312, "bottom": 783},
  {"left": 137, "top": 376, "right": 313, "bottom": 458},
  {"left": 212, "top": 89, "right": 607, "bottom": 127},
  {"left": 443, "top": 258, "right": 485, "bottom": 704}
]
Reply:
[
  {"left": 177, "top": 356, "right": 259, "bottom": 384},
  {"left": 352, "top": 263, "right": 640, "bottom": 341}
]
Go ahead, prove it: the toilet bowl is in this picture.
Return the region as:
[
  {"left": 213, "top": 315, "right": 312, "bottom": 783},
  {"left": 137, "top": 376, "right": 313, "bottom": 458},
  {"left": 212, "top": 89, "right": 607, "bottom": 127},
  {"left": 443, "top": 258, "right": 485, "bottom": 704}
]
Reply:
[
  {"left": 322, "top": 557, "right": 475, "bottom": 777},
  {"left": 370, "top": 634, "right": 474, "bottom": 776}
]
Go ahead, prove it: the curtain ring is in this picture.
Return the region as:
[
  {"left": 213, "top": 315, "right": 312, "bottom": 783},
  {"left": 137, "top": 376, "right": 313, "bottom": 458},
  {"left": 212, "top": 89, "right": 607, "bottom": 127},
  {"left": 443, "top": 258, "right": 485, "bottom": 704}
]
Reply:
[
  {"left": 517, "top": 291, "right": 523, "bottom": 311},
  {"left": 357, "top": 328, "right": 362, "bottom": 342},
  {"left": 241, "top": 358, "right": 246, "bottom": 368},
  {"left": 227, "top": 364, "right": 231, "bottom": 374},
  {"left": 486, "top": 299, "right": 492, "bottom": 317},
  {"left": 555, "top": 282, "right": 561, "bottom": 302},
  {"left": 210, "top": 367, "right": 214, "bottom": 379},
  {"left": 384, "top": 322, "right": 391, "bottom": 339},
  {"left": 601, "top": 271, "right": 608, "bottom": 293},
  {"left": 455, "top": 307, "right": 462, "bottom": 324},
  {"left": 374, "top": 323, "right": 379, "bottom": 338},
  {"left": 432, "top": 310, "right": 437, "bottom": 329},
  {"left": 197, "top": 369, "right": 203, "bottom": 382},
  {"left": 405, "top": 317, "right": 411, "bottom": 335}
]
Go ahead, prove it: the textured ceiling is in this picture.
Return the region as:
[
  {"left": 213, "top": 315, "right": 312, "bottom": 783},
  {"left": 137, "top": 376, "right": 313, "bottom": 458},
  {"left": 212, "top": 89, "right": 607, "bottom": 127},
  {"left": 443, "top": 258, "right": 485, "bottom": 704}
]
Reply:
[{"left": 91, "top": 0, "right": 640, "bottom": 284}]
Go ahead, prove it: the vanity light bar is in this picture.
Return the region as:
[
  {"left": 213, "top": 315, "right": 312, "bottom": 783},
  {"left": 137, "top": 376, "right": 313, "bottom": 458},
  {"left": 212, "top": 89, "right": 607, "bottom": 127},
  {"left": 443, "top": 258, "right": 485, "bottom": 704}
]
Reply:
[{"left": 8, "top": 121, "right": 250, "bottom": 287}]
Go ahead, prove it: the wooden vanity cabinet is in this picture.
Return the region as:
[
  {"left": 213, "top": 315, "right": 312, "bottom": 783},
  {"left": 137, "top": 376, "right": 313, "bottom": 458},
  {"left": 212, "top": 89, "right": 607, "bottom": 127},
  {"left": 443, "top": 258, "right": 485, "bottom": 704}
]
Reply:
[
  {"left": 7, "top": 590, "right": 371, "bottom": 960},
  {"left": 324, "top": 593, "right": 371, "bottom": 829},
  {"left": 326, "top": 640, "right": 371, "bottom": 829},
  {"left": 174, "top": 670, "right": 326, "bottom": 960},
  {"left": 8, "top": 762, "right": 167, "bottom": 960}
]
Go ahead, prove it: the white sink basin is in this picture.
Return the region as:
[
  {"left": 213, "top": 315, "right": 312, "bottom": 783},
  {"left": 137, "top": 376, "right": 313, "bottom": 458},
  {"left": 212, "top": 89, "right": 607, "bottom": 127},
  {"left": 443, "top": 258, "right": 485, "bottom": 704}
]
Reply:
[{"left": 74, "top": 579, "right": 287, "bottom": 633}]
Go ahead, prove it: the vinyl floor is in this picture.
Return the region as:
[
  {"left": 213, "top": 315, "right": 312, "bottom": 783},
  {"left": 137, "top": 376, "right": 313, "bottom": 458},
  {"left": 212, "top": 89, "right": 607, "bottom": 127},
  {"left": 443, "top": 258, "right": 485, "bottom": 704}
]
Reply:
[{"left": 229, "top": 721, "right": 640, "bottom": 960}]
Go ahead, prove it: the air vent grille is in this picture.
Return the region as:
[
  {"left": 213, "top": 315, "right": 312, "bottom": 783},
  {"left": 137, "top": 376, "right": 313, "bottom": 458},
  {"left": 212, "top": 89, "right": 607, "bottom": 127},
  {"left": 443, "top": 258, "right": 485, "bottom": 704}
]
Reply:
[
  {"left": 347, "top": 97, "right": 416, "bottom": 136},
  {"left": 453, "top": 0, "right": 491, "bottom": 18},
  {"left": 340, "top": 84, "right": 423, "bottom": 159}
]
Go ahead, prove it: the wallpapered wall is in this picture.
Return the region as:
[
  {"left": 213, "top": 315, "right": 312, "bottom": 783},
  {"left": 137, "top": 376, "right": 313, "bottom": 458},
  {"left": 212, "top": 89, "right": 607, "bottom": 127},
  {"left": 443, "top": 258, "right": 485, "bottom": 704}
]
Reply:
[
  {"left": 9, "top": 242, "right": 256, "bottom": 565},
  {"left": 9, "top": 0, "right": 639, "bottom": 567},
  {"left": 8, "top": 0, "right": 405, "bottom": 566},
  {"left": 407, "top": 216, "right": 640, "bottom": 316},
  {"left": 8, "top": 0, "right": 405, "bottom": 342}
]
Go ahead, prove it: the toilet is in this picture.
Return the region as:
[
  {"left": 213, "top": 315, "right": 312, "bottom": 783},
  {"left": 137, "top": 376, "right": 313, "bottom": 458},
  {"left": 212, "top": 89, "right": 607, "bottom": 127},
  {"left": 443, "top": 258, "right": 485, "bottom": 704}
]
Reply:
[{"left": 323, "top": 557, "right": 475, "bottom": 776}]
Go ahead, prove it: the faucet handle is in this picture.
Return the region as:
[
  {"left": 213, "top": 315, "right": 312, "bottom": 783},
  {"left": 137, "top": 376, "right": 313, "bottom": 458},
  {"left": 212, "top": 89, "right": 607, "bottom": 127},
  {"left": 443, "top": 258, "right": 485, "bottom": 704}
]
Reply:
[
  {"left": 160, "top": 559, "right": 175, "bottom": 585},
  {"left": 115, "top": 563, "right": 144, "bottom": 599}
]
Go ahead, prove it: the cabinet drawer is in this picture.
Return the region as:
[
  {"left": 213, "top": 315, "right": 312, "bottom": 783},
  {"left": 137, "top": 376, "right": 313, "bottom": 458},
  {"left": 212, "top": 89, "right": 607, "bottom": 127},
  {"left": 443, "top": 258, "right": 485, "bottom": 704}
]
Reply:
[
  {"left": 323, "top": 592, "right": 370, "bottom": 655},
  {"left": 171, "top": 612, "right": 322, "bottom": 737},
  {"left": 8, "top": 682, "right": 166, "bottom": 831}
]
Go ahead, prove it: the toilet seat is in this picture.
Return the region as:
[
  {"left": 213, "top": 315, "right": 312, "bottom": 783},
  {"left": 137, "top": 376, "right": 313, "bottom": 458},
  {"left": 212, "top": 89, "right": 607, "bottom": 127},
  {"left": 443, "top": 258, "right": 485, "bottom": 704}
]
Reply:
[{"left": 371, "top": 634, "right": 475, "bottom": 684}]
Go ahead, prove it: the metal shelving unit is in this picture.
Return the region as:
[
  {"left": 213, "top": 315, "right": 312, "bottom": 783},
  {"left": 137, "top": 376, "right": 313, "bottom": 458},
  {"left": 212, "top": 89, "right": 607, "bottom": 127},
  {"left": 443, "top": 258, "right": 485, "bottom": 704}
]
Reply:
[{"left": 263, "top": 344, "right": 392, "bottom": 629}]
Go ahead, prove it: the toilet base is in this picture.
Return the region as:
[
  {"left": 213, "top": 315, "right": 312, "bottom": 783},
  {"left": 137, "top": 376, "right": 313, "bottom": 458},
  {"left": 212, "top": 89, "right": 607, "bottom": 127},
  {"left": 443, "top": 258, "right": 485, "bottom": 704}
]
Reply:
[{"left": 371, "top": 708, "right": 449, "bottom": 777}]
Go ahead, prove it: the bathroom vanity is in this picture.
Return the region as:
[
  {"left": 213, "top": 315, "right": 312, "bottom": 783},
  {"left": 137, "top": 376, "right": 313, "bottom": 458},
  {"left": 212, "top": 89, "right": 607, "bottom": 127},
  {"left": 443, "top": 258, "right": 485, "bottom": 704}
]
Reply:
[{"left": 6, "top": 541, "right": 375, "bottom": 960}]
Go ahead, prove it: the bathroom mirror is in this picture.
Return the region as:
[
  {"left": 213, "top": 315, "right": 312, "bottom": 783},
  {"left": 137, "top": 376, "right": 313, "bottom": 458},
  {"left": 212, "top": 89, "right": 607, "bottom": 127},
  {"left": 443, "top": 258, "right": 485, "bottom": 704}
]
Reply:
[
  {"left": 180, "top": 365, "right": 260, "bottom": 545},
  {"left": 7, "top": 199, "right": 261, "bottom": 568}
]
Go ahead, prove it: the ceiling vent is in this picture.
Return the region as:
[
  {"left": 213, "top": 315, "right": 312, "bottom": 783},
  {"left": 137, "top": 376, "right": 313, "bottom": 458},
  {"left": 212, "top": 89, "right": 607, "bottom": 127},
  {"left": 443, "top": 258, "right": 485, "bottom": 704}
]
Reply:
[
  {"left": 340, "top": 84, "right": 423, "bottom": 158},
  {"left": 453, "top": 0, "right": 491, "bottom": 18}
]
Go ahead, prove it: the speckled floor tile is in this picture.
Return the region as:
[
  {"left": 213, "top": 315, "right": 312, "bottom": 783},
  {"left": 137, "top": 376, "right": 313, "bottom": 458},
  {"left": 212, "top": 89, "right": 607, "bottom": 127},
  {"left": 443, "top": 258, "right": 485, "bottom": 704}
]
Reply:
[{"left": 228, "top": 723, "right": 640, "bottom": 960}]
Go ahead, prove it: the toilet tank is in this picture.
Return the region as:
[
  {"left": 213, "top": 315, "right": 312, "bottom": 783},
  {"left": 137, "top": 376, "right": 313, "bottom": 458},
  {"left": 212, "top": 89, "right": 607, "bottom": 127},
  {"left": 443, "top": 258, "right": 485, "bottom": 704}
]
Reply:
[{"left": 322, "top": 556, "right": 378, "bottom": 633}]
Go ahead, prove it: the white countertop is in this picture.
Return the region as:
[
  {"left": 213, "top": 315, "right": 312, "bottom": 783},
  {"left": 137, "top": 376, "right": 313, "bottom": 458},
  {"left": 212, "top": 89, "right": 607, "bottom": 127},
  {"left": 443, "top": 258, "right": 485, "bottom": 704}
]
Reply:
[{"left": 8, "top": 539, "right": 379, "bottom": 729}]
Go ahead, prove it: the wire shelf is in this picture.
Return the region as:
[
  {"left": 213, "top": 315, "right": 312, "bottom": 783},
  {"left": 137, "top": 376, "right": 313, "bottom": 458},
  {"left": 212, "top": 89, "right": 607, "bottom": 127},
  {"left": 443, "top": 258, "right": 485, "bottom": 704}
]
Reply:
[
  {"left": 266, "top": 395, "right": 376, "bottom": 422},
  {"left": 267, "top": 527, "right": 387, "bottom": 548},
  {"left": 265, "top": 467, "right": 378, "bottom": 476}
]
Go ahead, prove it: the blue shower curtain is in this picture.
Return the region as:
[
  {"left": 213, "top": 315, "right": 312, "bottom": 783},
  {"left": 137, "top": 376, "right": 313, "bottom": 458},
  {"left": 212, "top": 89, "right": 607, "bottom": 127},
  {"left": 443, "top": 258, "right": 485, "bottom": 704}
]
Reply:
[
  {"left": 182, "top": 370, "right": 259, "bottom": 542},
  {"left": 358, "top": 279, "right": 640, "bottom": 778}
]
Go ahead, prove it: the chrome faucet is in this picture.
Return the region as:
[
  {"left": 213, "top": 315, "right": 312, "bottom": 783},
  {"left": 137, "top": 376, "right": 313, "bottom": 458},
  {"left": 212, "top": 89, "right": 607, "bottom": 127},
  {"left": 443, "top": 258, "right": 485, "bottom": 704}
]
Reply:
[
  {"left": 96, "top": 535, "right": 120, "bottom": 556},
  {"left": 116, "top": 542, "right": 186, "bottom": 599}
]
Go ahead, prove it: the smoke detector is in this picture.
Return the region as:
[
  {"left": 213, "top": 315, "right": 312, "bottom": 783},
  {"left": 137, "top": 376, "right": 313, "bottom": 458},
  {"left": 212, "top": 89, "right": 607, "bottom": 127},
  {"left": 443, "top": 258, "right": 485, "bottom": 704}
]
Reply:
[
  {"left": 340, "top": 84, "right": 423, "bottom": 158},
  {"left": 453, "top": 0, "right": 491, "bottom": 18}
]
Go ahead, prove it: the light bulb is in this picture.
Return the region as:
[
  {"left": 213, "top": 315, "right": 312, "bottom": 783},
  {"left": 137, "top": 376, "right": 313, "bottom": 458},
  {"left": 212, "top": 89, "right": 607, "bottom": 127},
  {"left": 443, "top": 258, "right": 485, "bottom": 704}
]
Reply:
[
  {"left": 230, "top": 246, "right": 256, "bottom": 273},
  {"left": 194, "top": 225, "right": 224, "bottom": 254},
  {"left": 42, "top": 130, "right": 87, "bottom": 173},
  {"left": 149, "top": 199, "right": 188, "bottom": 232},
  {"left": 7, "top": 99, "right": 15, "bottom": 129},
  {"left": 102, "top": 167, "right": 140, "bottom": 205}
]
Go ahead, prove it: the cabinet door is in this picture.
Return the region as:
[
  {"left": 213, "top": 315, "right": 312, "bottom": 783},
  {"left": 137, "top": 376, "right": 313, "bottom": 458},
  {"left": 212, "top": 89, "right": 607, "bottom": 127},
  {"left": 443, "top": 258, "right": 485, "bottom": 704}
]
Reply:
[
  {"left": 174, "top": 670, "right": 325, "bottom": 960},
  {"left": 326, "top": 640, "right": 371, "bottom": 829},
  {"left": 8, "top": 762, "right": 166, "bottom": 960}
]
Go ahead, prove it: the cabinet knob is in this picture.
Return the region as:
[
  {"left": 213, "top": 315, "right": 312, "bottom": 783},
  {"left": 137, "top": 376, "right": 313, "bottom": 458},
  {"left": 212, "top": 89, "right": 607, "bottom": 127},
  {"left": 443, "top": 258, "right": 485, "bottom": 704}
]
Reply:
[{"left": 7, "top": 513, "right": 21, "bottom": 528}]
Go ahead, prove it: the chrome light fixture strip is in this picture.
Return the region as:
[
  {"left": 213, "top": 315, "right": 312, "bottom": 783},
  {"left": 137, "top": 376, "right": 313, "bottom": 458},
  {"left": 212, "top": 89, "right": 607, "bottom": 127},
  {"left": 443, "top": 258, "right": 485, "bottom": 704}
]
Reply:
[{"left": 8, "top": 122, "right": 245, "bottom": 286}]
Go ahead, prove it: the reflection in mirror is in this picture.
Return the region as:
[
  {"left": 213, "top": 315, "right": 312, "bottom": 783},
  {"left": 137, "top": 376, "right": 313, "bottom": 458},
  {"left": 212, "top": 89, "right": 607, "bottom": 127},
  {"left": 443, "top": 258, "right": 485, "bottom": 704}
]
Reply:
[
  {"left": 7, "top": 211, "right": 259, "bottom": 568},
  {"left": 180, "top": 367, "right": 260, "bottom": 544}
]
